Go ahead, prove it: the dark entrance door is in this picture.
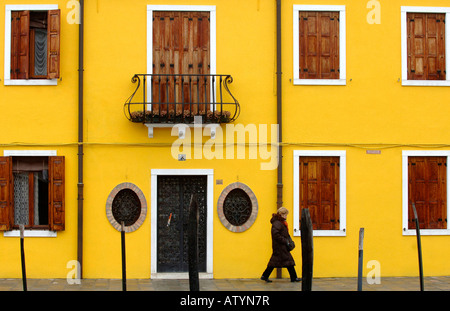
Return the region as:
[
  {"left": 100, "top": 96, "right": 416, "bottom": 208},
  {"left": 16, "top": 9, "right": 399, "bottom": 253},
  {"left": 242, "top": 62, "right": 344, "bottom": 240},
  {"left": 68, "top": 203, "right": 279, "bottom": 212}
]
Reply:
[{"left": 157, "top": 175, "right": 207, "bottom": 273}]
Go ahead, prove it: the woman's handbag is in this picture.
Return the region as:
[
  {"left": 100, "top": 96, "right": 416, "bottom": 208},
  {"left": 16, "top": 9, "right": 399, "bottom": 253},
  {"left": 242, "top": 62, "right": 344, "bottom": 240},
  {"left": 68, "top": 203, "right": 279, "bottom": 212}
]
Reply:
[{"left": 286, "top": 236, "right": 295, "bottom": 251}]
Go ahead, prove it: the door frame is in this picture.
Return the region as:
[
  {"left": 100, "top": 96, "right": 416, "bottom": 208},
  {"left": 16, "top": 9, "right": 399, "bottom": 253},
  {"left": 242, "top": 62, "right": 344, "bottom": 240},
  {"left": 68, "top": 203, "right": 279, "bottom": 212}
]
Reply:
[{"left": 151, "top": 169, "right": 214, "bottom": 279}]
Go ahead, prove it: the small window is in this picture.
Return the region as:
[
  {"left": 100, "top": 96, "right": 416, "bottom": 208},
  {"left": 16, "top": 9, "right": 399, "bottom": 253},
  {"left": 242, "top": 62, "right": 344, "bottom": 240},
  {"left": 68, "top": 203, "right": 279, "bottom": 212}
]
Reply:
[
  {"left": 408, "top": 156, "right": 447, "bottom": 230},
  {"left": 10, "top": 10, "right": 60, "bottom": 80},
  {"left": 293, "top": 5, "right": 346, "bottom": 85},
  {"left": 5, "top": 5, "right": 60, "bottom": 85},
  {"left": 0, "top": 156, "right": 65, "bottom": 232},
  {"left": 407, "top": 13, "right": 446, "bottom": 81},
  {"left": 401, "top": 7, "right": 450, "bottom": 86}
]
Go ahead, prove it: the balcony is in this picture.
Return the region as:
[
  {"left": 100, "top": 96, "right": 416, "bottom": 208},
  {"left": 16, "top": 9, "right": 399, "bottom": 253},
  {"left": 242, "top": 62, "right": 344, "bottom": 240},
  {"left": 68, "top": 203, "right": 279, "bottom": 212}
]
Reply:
[{"left": 124, "top": 74, "right": 240, "bottom": 138}]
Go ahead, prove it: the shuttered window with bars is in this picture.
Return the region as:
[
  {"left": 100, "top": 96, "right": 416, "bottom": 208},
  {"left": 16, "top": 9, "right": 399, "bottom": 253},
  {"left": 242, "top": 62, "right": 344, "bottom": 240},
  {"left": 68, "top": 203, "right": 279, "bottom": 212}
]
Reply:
[
  {"left": 0, "top": 156, "right": 65, "bottom": 232},
  {"left": 408, "top": 156, "right": 447, "bottom": 230},
  {"left": 407, "top": 13, "right": 446, "bottom": 81},
  {"left": 10, "top": 9, "right": 60, "bottom": 80},
  {"left": 299, "top": 156, "right": 340, "bottom": 230}
]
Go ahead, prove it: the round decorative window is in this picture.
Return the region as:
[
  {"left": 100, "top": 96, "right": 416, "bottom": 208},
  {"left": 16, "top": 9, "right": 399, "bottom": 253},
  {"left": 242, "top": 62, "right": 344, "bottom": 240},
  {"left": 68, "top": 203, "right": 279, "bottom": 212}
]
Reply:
[
  {"left": 217, "top": 182, "right": 258, "bottom": 233},
  {"left": 106, "top": 183, "right": 147, "bottom": 232}
]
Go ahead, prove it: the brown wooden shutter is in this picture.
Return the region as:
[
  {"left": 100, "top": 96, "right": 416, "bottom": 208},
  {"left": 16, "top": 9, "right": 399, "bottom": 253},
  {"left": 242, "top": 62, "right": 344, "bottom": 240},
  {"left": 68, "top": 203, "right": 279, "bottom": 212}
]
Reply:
[
  {"left": 408, "top": 156, "right": 447, "bottom": 229},
  {"left": 17, "top": 10, "right": 30, "bottom": 80},
  {"left": 49, "top": 156, "right": 65, "bottom": 231},
  {"left": 152, "top": 11, "right": 210, "bottom": 114},
  {"left": 299, "top": 11, "right": 339, "bottom": 79},
  {"left": 407, "top": 13, "right": 446, "bottom": 80},
  {"left": 0, "top": 157, "right": 13, "bottom": 231},
  {"left": 10, "top": 12, "right": 20, "bottom": 79},
  {"left": 47, "top": 9, "right": 61, "bottom": 79},
  {"left": 299, "top": 157, "right": 340, "bottom": 230}
]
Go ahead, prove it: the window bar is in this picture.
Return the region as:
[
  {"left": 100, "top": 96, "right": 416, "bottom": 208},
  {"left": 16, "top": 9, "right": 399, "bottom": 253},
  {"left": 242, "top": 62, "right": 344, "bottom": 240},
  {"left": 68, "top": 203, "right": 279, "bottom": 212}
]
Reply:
[
  {"left": 158, "top": 76, "right": 162, "bottom": 120},
  {"left": 143, "top": 75, "right": 146, "bottom": 122},
  {"left": 212, "top": 75, "right": 216, "bottom": 120},
  {"left": 197, "top": 76, "right": 200, "bottom": 119},
  {"left": 189, "top": 76, "right": 193, "bottom": 120},
  {"left": 204, "top": 76, "right": 208, "bottom": 120},
  {"left": 173, "top": 75, "right": 177, "bottom": 122},
  {"left": 166, "top": 76, "right": 169, "bottom": 121},
  {"left": 219, "top": 76, "right": 224, "bottom": 117},
  {"left": 150, "top": 75, "right": 154, "bottom": 123}
]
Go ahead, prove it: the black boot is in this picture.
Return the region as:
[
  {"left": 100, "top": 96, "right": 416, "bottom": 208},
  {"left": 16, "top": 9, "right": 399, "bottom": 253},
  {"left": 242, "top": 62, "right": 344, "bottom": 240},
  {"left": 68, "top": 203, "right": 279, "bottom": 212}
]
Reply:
[{"left": 260, "top": 276, "right": 273, "bottom": 283}]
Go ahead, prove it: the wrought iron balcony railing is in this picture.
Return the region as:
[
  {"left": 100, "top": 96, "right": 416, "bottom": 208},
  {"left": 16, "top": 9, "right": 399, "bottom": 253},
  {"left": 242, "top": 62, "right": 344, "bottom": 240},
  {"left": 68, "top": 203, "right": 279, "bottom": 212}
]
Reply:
[{"left": 124, "top": 74, "right": 240, "bottom": 124}]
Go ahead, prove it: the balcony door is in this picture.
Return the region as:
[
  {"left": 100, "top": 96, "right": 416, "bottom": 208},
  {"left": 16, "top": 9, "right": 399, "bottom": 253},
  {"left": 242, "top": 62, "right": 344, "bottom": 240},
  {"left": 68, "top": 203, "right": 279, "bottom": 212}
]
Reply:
[{"left": 152, "top": 11, "right": 210, "bottom": 115}]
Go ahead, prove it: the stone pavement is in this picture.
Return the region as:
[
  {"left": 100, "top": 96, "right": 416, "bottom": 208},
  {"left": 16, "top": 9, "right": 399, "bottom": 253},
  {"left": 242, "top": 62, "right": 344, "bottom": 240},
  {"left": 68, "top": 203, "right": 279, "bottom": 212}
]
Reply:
[{"left": 0, "top": 276, "right": 449, "bottom": 291}]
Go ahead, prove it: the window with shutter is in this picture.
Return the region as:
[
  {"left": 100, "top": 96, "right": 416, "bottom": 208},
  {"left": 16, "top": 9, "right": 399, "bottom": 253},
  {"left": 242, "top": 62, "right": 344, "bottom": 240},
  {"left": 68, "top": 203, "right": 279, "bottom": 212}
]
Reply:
[
  {"left": 0, "top": 156, "right": 65, "bottom": 232},
  {"left": 408, "top": 156, "right": 447, "bottom": 230},
  {"left": 5, "top": 6, "right": 60, "bottom": 84},
  {"left": 152, "top": 11, "right": 210, "bottom": 115},
  {"left": 299, "top": 11, "right": 340, "bottom": 80},
  {"left": 299, "top": 156, "right": 340, "bottom": 230},
  {"left": 293, "top": 5, "right": 346, "bottom": 85},
  {"left": 407, "top": 13, "right": 446, "bottom": 81}
]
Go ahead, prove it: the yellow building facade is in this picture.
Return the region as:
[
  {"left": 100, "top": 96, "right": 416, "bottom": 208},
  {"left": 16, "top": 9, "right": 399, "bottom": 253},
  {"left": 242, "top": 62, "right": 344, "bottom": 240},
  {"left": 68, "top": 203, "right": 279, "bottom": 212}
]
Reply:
[{"left": 0, "top": 0, "right": 450, "bottom": 281}]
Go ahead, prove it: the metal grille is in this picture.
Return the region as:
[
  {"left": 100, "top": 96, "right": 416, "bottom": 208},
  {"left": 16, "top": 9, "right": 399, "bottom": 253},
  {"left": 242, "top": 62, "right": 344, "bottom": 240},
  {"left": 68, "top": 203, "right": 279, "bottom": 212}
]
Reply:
[
  {"left": 14, "top": 173, "right": 29, "bottom": 226},
  {"left": 112, "top": 189, "right": 142, "bottom": 226},
  {"left": 223, "top": 189, "right": 252, "bottom": 226},
  {"left": 157, "top": 175, "right": 207, "bottom": 273}
]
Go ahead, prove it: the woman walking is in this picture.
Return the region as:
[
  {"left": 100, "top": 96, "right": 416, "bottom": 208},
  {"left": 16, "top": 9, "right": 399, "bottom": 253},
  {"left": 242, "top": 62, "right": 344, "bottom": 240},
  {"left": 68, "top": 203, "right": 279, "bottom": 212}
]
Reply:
[{"left": 261, "top": 207, "right": 301, "bottom": 283}]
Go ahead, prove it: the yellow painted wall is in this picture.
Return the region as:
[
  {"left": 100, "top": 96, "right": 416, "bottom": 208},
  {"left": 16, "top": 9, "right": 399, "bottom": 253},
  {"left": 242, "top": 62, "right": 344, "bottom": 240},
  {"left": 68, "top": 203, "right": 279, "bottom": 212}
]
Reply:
[{"left": 1, "top": 0, "right": 450, "bottom": 280}]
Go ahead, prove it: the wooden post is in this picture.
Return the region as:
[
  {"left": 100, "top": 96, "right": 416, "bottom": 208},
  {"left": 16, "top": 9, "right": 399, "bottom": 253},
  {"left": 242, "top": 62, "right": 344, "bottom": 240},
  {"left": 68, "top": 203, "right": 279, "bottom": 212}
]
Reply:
[
  {"left": 357, "top": 228, "right": 364, "bottom": 291},
  {"left": 19, "top": 225, "right": 27, "bottom": 291},
  {"left": 188, "top": 194, "right": 200, "bottom": 291},
  {"left": 121, "top": 221, "right": 127, "bottom": 291},
  {"left": 412, "top": 203, "right": 424, "bottom": 291},
  {"left": 300, "top": 209, "right": 313, "bottom": 291}
]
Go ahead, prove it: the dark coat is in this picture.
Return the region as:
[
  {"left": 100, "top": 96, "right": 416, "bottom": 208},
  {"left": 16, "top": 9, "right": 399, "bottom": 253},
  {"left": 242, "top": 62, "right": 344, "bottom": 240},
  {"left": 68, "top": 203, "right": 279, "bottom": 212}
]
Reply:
[{"left": 267, "top": 213, "right": 295, "bottom": 268}]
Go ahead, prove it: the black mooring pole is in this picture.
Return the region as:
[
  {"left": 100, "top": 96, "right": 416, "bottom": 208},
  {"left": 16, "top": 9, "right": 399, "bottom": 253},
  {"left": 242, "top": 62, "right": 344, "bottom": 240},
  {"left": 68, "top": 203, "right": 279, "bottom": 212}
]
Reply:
[
  {"left": 19, "top": 225, "right": 27, "bottom": 291},
  {"left": 357, "top": 228, "right": 364, "bottom": 291},
  {"left": 301, "top": 208, "right": 313, "bottom": 291},
  {"left": 121, "top": 221, "right": 127, "bottom": 291},
  {"left": 412, "top": 203, "right": 424, "bottom": 291},
  {"left": 188, "top": 194, "right": 199, "bottom": 291}
]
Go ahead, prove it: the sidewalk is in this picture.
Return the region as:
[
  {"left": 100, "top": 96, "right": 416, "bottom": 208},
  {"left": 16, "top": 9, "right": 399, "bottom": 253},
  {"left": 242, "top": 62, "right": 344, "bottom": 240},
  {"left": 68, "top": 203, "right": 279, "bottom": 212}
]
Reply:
[{"left": 0, "top": 276, "right": 449, "bottom": 291}]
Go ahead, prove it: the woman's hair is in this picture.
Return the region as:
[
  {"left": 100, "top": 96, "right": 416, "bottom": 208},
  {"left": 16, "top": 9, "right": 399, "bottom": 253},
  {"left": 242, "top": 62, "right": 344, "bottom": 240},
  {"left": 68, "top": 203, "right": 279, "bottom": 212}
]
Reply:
[{"left": 277, "top": 207, "right": 289, "bottom": 215}]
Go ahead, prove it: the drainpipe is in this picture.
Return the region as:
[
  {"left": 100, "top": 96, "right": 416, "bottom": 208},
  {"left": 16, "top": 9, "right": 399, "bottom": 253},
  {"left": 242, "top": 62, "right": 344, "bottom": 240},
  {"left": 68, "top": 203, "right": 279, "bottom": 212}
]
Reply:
[
  {"left": 276, "top": 0, "right": 283, "bottom": 278},
  {"left": 77, "top": 0, "right": 85, "bottom": 280}
]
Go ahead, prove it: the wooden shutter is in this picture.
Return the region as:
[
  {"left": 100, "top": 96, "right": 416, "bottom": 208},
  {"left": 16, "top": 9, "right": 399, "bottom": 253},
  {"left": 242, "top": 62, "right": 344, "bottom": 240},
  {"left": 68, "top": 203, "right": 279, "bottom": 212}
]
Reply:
[
  {"left": 408, "top": 157, "right": 447, "bottom": 229},
  {"left": 299, "top": 11, "right": 339, "bottom": 79},
  {"left": 49, "top": 156, "right": 65, "bottom": 231},
  {"left": 407, "top": 13, "right": 446, "bottom": 80},
  {"left": 17, "top": 10, "right": 30, "bottom": 80},
  {"left": 0, "top": 157, "right": 13, "bottom": 231},
  {"left": 299, "top": 157, "right": 340, "bottom": 230},
  {"left": 47, "top": 9, "right": 61, "bottom": 79},
  {"left": 152, "top": 11, "right": 210, "bottom": 114},
  {"left": 10, "top": 12, "right": 20, "bottom": 79}
]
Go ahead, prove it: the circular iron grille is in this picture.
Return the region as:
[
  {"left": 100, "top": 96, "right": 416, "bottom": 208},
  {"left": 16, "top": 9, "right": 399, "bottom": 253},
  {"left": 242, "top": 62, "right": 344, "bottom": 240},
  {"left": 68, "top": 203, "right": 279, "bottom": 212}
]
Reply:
[
  {"left": 112, "top": 189, "right": 142, "bottom": 226},
  {"left": 223, "top": 189, "right": 252, "bottom": 226}
]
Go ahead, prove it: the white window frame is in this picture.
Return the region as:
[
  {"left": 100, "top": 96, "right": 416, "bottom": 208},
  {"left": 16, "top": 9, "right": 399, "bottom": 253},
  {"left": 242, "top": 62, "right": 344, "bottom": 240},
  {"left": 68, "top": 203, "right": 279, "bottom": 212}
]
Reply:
[
  {"left": 2, "top": 150, "right": 58, "bottom": 238},
  {"left": 401, "top": 6, "right": 450, "bottom": 86},
  {"left": 4, "top": 5, "right": 59, "bottom": 86},
  {"left": 150, "top": 169, "right": 214, "bottom": 279},
  {"left": 293, "top": 150, "right": 347, "bottom": 237},
  {"left": 402, "top": 151, "right": 450, "bottom": 236},
  {"left": 293, "top": 5, "right": 346, "bottom": 86}
]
